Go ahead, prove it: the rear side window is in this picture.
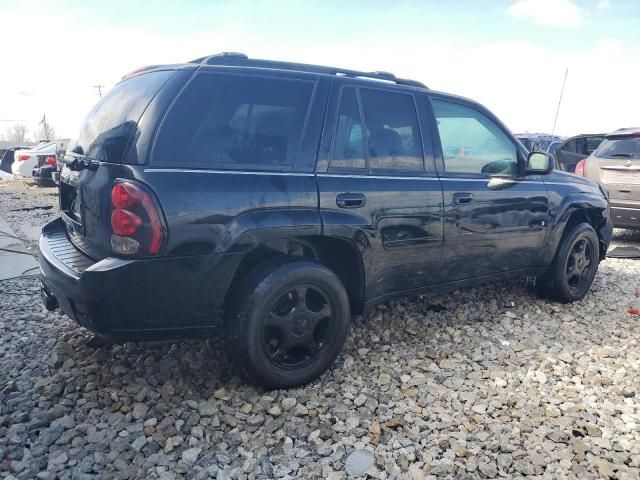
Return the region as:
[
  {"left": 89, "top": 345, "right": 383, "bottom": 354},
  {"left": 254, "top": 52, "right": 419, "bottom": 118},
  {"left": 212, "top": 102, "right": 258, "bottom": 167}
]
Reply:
[
  {"left": 153, "top": 73, "right": 314, "bottom": 170},
  {"left": 361, "top": 89, "right": 423, "bottom": 170},
  {"left": 70, "top": 71, "right": 174, "bottom": 162},
  {"left": 331, "top": 88, "right": 365, "bottom": 169},
  {"left": 594, "top": 137, "right": 640, "bottom": 159},
  {"left": 330, "top": 87, "right": 424, "bottom": 172},
  {"left": 586, "top": 136, "right": 604, "bottom": 153}
]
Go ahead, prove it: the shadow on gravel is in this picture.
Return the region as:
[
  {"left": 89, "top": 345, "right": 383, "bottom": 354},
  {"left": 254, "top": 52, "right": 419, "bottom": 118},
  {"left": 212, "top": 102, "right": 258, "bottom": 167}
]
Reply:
[{"left": 34, "top": 262, "right": 639, "bottom": 393}]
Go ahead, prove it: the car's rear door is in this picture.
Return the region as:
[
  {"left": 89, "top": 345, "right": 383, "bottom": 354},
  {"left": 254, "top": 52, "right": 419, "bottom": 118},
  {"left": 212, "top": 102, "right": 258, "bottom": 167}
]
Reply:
[
  {"left": 58, "top": 68, "right": 191, "bottom": 259},
  {"left": 556, "top": 135, "right": 604, "bottom": 173},
  {"left": 316, "top": 80, "right": 444, "bottom": 301},
  {"left": 427, "top": 95, "right": 550, "bottom": 281}
]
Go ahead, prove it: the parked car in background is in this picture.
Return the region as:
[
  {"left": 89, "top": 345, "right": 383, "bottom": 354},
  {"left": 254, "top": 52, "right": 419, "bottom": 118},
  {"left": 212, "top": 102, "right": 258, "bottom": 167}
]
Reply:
[
  {"left": 576, "top": 128, "right": 639, "bottom": 229},
  {"left": 39, "top": 53, "right": 613, "bottom": 388},
  {"left": 515, "top": 133, "right": 563, "bottom": 153},
  {"left": 546, "top": 140, "right": 563, "bottom": 156},
  {"left": 11, "top": 141, "right": 56, "bottom": 177},
  {"left": 553, "top": 133, "right": 605, "bottom": 173},
  {"left": 32, "top": 139, "right": 69, "bottom": 186},
  {"left": 0, "top": 146, "right": 30, "bottom": 174}
]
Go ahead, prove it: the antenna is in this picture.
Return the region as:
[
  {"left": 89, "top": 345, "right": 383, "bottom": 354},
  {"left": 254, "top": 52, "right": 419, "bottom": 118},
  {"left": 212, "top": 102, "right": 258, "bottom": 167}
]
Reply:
[{"left": 551, "top": 69, "right": 568, "bottom": 135}]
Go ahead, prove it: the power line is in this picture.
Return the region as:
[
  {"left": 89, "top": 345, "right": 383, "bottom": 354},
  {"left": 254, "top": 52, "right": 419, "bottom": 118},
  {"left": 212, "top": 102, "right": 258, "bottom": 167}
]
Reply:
[{"left": 93, "top": 85, "right": 105, "bottom": 99}]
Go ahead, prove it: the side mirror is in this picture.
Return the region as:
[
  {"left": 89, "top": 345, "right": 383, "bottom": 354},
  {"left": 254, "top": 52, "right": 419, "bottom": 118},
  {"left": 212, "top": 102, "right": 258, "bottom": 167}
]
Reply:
[{"left": 526, "top": 151, "right": 553, "bottom": 175}]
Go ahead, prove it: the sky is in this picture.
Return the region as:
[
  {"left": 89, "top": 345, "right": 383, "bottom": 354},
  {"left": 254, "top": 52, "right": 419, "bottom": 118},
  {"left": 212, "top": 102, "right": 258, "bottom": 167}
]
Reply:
[{"left": 0, "top": 0, "right": 639, "bottom": 140}]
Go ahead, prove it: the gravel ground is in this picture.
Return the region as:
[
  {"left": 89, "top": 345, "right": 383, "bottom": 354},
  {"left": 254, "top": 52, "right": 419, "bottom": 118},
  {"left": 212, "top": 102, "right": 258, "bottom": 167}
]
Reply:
[{"left": 1, "top": 178, "right": 639, "bottom": 480}]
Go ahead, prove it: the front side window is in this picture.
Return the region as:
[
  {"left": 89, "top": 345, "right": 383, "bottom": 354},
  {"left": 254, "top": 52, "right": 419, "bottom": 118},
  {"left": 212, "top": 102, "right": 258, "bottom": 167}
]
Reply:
[
  {"left": 432, "top": 99, "right": 518, "bottom": 176},
  {"left": 562, "top": 139, "right": 578, "bottom": 153},
  {"left": 153, "top": 73, "right": 314, "bottom": 170},
  {"left": 330, "top": 87, "right": 424, "bottom": 171}
]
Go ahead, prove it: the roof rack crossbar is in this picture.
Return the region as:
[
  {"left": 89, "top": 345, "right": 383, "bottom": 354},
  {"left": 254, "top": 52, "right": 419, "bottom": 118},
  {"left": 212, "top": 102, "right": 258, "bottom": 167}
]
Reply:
[{"left": 188, "top": 53, "right": 428, "bottom": 89}]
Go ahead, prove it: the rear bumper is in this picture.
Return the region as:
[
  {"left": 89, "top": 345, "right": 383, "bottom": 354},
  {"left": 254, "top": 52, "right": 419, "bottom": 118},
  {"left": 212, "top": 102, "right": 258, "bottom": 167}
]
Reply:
[
  {"left": 610, "top": 205, "right": 640, "bottom": 229},
  {"left": 39, "top": 218, "right": 243, "bottom": 340}
]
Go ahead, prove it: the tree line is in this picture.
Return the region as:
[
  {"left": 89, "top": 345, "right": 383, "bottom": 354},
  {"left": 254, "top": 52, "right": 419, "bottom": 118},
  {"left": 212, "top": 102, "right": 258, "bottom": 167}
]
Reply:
[{"left": 2, "top": 120, "right": 57, "bottom": 143}]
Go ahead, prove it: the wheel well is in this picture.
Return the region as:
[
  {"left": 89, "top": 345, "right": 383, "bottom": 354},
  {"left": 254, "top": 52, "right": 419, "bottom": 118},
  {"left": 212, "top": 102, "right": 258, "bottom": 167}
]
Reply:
[
  {"left": 224, "top": 236, "right": 365, "bottom": 314},
  {"left": 562, "top": 208, "right": 606, "bottom": 260}
]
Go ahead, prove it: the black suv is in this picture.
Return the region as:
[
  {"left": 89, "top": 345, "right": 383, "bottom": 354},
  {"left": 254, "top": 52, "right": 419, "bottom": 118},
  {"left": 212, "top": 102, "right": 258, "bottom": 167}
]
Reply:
[{"left": 40, "top": 53, "right": 613, "bottom": 388}]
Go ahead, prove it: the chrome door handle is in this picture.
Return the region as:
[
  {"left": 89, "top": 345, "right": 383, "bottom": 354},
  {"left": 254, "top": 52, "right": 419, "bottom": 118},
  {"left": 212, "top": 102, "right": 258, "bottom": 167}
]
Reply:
[
  {"left": 336, "top": 193, "right": 366, "bottom": 209},
  {"left": 453, "top": 192, "right": 473, "bottom": 204}
]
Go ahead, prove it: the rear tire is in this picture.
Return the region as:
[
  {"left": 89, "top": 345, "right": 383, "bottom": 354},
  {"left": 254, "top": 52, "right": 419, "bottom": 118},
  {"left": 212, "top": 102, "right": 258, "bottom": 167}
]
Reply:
[
  {"left": 537, "top": 222, "right": 599, "bottom": 303},
  {"left": 224, "top": 257, "right": 350, "bottom": 389}
]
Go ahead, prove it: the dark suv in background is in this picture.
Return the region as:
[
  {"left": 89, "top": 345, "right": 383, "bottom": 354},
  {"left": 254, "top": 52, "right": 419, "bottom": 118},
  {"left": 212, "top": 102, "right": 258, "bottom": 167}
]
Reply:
[{"left": 40, "top": 53, "right": 612, "bottom": 388}]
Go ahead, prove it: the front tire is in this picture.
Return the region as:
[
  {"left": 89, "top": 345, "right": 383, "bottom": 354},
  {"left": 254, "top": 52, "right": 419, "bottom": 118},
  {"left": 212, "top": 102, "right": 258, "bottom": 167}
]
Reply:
[
  {"left": 224, "top": 257, "right": 351, "bottom": 389},
  {"left": 537, "top": 222, "right": 599, "bottom": 303}
]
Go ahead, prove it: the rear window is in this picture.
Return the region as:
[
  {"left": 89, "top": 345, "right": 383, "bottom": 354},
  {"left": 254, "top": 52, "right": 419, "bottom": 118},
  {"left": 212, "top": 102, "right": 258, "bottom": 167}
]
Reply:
[
  {"left": 594, "top": 137, "right": 640, "bottom": 159},
  {"left": 153, "top": 73, "right": 315, "bottom": 171},
  {"left": 69, "top": 70, "right": 175, "bottom": 162}
]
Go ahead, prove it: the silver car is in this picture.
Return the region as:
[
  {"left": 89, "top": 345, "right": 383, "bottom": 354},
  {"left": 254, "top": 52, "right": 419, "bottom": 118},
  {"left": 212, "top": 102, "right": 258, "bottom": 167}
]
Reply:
[{"left": 578, "top": 127, "right": 640, "bottom": 229}]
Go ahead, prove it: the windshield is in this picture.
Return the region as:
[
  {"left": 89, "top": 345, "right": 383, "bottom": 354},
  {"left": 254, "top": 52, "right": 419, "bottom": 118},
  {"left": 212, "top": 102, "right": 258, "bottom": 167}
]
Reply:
[
  {"left": 68, "top": 70, "right": 174, "bottom": 162},
  {"left": 594, "top": 137, "right": 640, "bottom": 159}
]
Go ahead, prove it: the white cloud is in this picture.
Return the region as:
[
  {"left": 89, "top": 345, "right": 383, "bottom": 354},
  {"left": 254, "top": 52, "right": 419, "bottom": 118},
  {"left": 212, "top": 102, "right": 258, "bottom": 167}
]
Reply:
[
  {"left": 597, "top": 0, "right": 611, "bottom": 8},
  {"left": 1, "top": 4, "right": 638, "bottom": 139},
  {"left": 507, "top": 0, "right": 583, "bottom": 28}
]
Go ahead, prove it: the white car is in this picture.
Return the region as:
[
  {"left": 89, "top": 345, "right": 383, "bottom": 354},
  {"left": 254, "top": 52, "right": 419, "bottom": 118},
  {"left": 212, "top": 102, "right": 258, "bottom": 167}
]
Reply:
[{"left": 11, "top": 141, "right": 57, "bottom": 177}]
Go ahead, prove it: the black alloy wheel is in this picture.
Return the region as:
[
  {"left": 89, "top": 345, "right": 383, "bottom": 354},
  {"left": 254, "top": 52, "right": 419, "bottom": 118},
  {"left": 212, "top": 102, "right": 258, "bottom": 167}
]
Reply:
[
  {"left": 537, "top": 222, "right": 600, "bottom": 303},
  {"left": 224, "top": 257, "right": 350, "bottom": 388},
  {"left": 262, "top": 284, "right": 334, "bottom": 369},
  {"left": 565, "top": 236, "right": 596, "bottom": 295}
]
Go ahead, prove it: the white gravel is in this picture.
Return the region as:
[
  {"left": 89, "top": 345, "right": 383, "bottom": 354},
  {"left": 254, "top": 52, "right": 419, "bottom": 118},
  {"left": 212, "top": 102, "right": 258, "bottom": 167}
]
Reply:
[{"left": 1, "top": 178, "right": 639, "bottom": 479}]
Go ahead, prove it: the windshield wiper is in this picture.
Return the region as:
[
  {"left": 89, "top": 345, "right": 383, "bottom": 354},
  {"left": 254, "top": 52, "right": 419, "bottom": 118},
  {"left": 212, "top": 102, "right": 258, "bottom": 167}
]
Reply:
[{"left": 609, "top": 153, "right": 634, "bottom": 158}]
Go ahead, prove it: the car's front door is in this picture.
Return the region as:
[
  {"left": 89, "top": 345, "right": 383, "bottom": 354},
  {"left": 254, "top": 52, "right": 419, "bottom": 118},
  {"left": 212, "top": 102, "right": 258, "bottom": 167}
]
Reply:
[
  {"left": 316, "top": 82, "right": 444, "bottom": 301},
  {"left": 427, "top": 95, "right": 550, "bottom": 281},
  {"left": 556, "top": 136, "right": 604, "bottom": 172}
]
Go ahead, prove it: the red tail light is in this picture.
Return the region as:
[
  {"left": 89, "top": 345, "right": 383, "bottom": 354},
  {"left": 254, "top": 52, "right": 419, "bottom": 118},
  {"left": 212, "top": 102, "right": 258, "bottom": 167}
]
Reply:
[
  {"left": 44, "top": 155, "right": 57, "bottom": 166},
  {"left": 18, "top": 154, "right": 30, "bottom": 161},
  {"left": 109, "top": 181, "right": 166, "bottom": 256},
  {"left": 575, "top": 159, "right": 586, "bottom": 176},
  {"left": 111, "top": 209, "right": 142, "bottom": 236}
]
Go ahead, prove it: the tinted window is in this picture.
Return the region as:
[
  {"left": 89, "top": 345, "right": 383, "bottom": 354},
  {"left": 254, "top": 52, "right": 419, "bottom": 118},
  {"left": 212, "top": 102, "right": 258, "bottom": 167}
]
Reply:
[
  {"left": 70, "top": 71, "right": 174, "bottom": 162},
  {"left": 548, "top": 142, "right": 562, "bottom": 155},
  {"left": 586, "top": 136, "right": 604, "bottom": 153},
  {"left": 360, "top": 89, "right": 423, "bottom": 170},
  {"left": 330, "top": 87, "right": 423, "bottom": 171},
  {"left": 154, "top": 73, "right": 314, "bottom": 170},
  {"left": 330, "top": 88, "right": 365, "bottom": 169},
  {"left": 562, "top": 139, "right": 578, "bottom": 153},
  {"left": 432, "top": 100, "right": 517, "bottom": 175},
  {"left": 594, "top": 137, "right": 640, "bottom": 159}
]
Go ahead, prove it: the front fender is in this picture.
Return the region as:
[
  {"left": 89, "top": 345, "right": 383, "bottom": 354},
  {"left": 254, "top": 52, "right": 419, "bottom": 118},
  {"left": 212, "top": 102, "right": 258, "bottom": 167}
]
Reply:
[{"left": 545, "top": 190, "right": 612, "bottom": 262}]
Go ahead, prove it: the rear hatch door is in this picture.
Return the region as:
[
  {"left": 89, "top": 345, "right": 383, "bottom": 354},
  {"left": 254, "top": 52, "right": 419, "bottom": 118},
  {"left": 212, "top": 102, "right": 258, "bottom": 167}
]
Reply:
[
  {"left": 59, "top": 69, "right": 181, "bottom": 258},
  {"left": 594, "top": 134, "right": 640, "bottom": 206}
]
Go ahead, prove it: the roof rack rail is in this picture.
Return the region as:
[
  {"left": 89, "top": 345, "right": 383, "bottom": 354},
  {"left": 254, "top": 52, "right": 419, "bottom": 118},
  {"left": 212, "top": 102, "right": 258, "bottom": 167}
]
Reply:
[{"left": 188, "top": 53, "right": 427, "bottom": 89}]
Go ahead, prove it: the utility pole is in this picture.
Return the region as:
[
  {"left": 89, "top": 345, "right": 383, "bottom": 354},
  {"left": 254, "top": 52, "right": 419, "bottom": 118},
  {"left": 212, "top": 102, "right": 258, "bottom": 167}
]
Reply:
[
  {"left": 93, "top": 85, "right": 104, "bottom": 99},
  {"left": 551, "top": 69, "right": 568, "bottom": 136}
]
